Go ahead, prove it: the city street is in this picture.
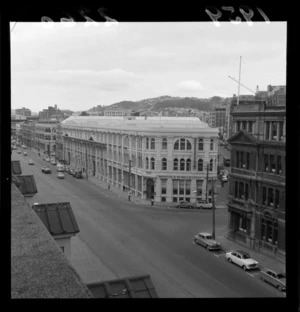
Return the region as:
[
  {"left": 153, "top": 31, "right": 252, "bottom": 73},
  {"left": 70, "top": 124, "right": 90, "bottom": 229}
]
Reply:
[{"left": 13, "top": 148, "right": 284, "bottom": 298}]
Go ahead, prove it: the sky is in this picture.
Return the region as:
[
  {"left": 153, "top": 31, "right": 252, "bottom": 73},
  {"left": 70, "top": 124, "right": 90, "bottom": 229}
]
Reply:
[{"left": 11, "top": 21, "right": 286, "bottom": 113}]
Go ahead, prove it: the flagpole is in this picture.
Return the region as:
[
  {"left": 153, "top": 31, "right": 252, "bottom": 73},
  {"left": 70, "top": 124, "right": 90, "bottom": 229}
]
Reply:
[{"left": 237, "top": 56, "right": 242, "bottom": 106}]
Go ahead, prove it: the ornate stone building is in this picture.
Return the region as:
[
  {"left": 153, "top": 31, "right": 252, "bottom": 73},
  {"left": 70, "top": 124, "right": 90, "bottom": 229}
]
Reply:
[{"left": 61, "top": 116, "right": 219, "bottom": 203}]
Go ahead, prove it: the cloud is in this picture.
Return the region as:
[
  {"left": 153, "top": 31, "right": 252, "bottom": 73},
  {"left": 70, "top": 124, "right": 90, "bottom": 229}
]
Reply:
[{"left": 176, "top": 80, "right": 205, "bottom": 92}]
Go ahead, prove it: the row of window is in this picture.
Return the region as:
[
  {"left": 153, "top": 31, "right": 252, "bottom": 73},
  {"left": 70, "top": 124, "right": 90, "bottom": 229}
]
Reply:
[
  {"left": 236, "top": 151, "right": 250, "bottom": 169},
  {"left": 264, "top": 154, "right": 282, "bottom": 175},
  {"left": 262, "top": 187, "right": 281, "bottom": 209},
  {"left": 265, "top": 121, "right": 284, "bottom": 141},
  {"left": 236, "top": 120, "right": 254, "bottom": 133},
  {"left": 145, "top": 158, "right": 215, "bottom": 171}
]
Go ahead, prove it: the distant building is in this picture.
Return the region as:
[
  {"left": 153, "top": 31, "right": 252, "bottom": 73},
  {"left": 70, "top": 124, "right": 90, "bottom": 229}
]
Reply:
[
  {"left": 209, "top": 107, "right": 226, "bottom": 129},
  {"left": 104, "top": 107, "right": 131, "bottom": 117},
  {"left": 39, "top": 105, "right": 66, "bottom": 121},
  {"left": 35, "top": 120, "right": 59, "bottom": 156},
  {"left": 15, "top": 107, "right": 31, "bottom": 117}
]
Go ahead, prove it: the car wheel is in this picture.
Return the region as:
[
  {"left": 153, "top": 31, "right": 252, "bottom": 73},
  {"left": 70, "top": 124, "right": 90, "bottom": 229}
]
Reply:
[
  {"left": 228, "top": 258, "right": 232, "bottom": 263},
  {"left": 206, "top": 245, "right": 210, "bottom": 251},
  {"left": 242, "top": 265, "right": 247, "bottom": 271}
]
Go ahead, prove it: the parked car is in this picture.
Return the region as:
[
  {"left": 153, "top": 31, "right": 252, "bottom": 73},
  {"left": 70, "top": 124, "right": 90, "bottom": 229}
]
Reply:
[
  {"left": 195, "top": 199, "right": 213, "bottom": 209},
  {"left": 74, "top": 171, "right": 83, "bottom": 179},
  {"left": 194, "top": 232, "right": 221, "bottom": 250},
  {"left": 28, "top": 159, "right": 34, "bottom": 165},
  {"left": 23, "top": 151, "right": 27, "bottom": 156},
  {"left": 221, "top": 175, "right": 228, "bottom": 182},
  {"left": 42, "top": 166, "right": 51, "bottom": 174},
  {"left": 176, "top": 200, "right": 193, "bottom": 209},
  {"left": 57, "top": 172, "right": 65, "bottom": 179},
  {"left": 57, "top": 165, "right": 64, "bottom": 172},
  {"left": 64, "top": 166, "right": 70, "bottom": 173},
  {"left": 225, "top": 250, "right": 259, "bottom": 271},
  {"left": 17, "top": 150, "right": 22, "bottom": 154},
  {"left": 69, "top": 169, "right": 75, "bottom": 176},
  {"left": 223, "top": 157, "right": 231, "bottom": 166},
  {"left": 22, "top": 145, "right": 27, "bottom": 149},
  {"left": 51, "top": 159, "right": 57, "bottom": 165},
  {"left": 259, "top": 269, "right": 286, "bottom": 291}
]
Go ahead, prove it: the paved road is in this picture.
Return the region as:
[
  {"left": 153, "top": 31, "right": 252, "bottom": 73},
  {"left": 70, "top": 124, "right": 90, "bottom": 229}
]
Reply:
[{"left": 13, "top": 149, "right": 284, "bottom": 298}]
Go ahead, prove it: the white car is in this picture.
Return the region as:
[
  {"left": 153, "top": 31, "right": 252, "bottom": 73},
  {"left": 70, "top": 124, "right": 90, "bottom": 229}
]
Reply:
[
  {"left": 226, "top": 250, "right": 259, "bottom": 271},
  {"left": 221, "top": 175, "right": 228, "bottom": 182},
  {"left": 57, "top": 172, "right": 65, "bottom": 179},
  {"left": 196, "top": 200, "right": 213, "bottom": 209},
  {"left": 28, "top": 159, "right": 34, "bottom": 165}
]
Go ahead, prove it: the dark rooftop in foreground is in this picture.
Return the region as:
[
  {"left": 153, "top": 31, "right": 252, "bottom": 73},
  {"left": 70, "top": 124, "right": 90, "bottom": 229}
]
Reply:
[
  {"left": 33, "top": 202, "right": 80, "bottom": 236},
  {"left": 11, "top": 160, "right": 22, "bottom": 175},
  {"left": 87, "top": 275, "right": 159, "bottom": 298},
  {"left": 16, "top": 175, "right": 38, "bottom": 196},
  {"left": 11, "top": 183, "right": 92, "bottom": 298}
]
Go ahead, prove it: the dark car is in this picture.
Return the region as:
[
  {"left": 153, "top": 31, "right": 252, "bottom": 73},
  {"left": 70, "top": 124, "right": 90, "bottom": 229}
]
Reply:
[
  {"left": 42, "top": 166, "right": 51, "bottom": 174},
  {"left": 176, "top": 200, "right": 193, "bottom": 209},
  {"left": 69, "top": 169, "right": 75, "bottom": 176},
  {"left": 74, "top": 171, "right": 83, "bottom": 179}
]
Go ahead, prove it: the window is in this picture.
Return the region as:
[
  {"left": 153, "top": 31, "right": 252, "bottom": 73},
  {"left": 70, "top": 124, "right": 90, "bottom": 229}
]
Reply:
[
  {"left": 180, "top": 158, "right": 185, "bottom": 171},
  {"left": 235, "top": 181, "right": 238, "bottom": 198},
  {"left": 239, "top": 182, "right": 244, "bottom": 199},
  {"left": 245, "top": 184, "right": 249, "bottom": 200},
  {"left": 146, "top": 157, "right": 149, "bottom": 170},
  {"left": 268, "top": 188, "right": 274, "bottom": 206},
  {"left": 146, "top": 138, "right": 149, "bottom": 149},
  {"left": 246, "top": 153, "right": 250, "bottom": 169},
  {"left": 265, "top": 121, "right": 270, "bottom": 140},
  {"left": 179, "top": 180, "right": 184, "bottom": 195},
  {"left": 242, "top": 121, "right": 247, "bottom": 130},
  {"left": 272, "top": 122, "right": 277, "bottom": 140},
  {"left": 186, "top": 159, "right": 191, "bottom": 171},
  {"left": 161, "top": 179, "right": 167, "bottom": 195},
  {"left": 150, "top": 157, "right": 155, "bottom": 170},
  {"left": 198, "top": 139, "right": 203, "bottom": 150},
  {"left": 187, "top": 140, "right": 191, "bottom": 150},
  {"left": 249, "top": 121, "right": 253, "bottom": 133},
  {"left": 162, "top": 158, "right": 167, "bottom": 170},
  {"left": 264, "top": 154, "right": 269, "bottom": 172},
  {"left": 239, "top": 217, "right": 247, "bottom": 232},
  {"left": 150, "top": 138, "right": 155, "bottom": 149},
  {"left": 173, "top": 158, "right": 178, "bottom": 170},
  {"left": 198, "top": 159, "right": 203, "bottom": 171},
  {"left": 161, "top": 197, "right": 166, "bottom": 202},
  {"left": 174, "top": 140, "right": 179, "bottom": 150},
  {"left": 277, "top": 156, "right": 282, "bottom": 174},
  {"left": 209, "top": 159, "right": 213, "bottom": 171},
  {"left": 279, "top": 122, "right": 284, "bottom": 141},
  {"left": 196, "top": 180, "right": 203, "bottom": 196},
  {"left": 236, "top": 151, "right": 240, "bottom": 168},
  {"left": 162, "top": 138, "right": 168, "bottom": 150},
  {"left": 275, "top": 190, "right": 280, "bottom": 209},
  {"left": 60, "top": 247, "right": 64, "bottom": 253},
  {"left": 173, "top": 180, "right": 178, "bottom": 195},
  {"left": 237, "top": 121, "right": 241, "bottom": 131},
  {"left": 262, "top": 187, "right": 267, "bottom": 205},
  {"left": 186, "top": 180, "right": 191, "bottom": 195},
  {"left": 241, "top": 152, "right": 245, "bottom": 168},
  {"left": 210, "top": 139, "right": 214, "bottom": 151},
  {"left": 180, "top": 138, "right": 185, "bottom": 150}
]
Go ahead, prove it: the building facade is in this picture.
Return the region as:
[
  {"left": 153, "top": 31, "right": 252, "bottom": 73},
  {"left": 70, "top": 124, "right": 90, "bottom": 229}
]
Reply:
[
  {"left": 39, "top": 105, "right": 66, "bottom": 121},
  {"left": 35, "top": 121, "right": 59, "bottom": 157},
  {"left": 61, "top": 116, "right": 219, "bottom": 203},
  {"left": 104, "top": 107, "right": 131, "bottom": 117},
  {"left": 20, "top": 121, "right": 36, "bottom": 148},
  {"left": 15, "top": 107, "right": 31, "bottom": 117},
  {"left": 227, "top": 97, "right": 286, "bottom": 260}
]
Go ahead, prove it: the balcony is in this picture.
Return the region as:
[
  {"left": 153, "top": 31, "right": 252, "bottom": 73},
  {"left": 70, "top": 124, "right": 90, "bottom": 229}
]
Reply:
[{"left": 231, "top": 167, "right": 255, "bottom": 177}]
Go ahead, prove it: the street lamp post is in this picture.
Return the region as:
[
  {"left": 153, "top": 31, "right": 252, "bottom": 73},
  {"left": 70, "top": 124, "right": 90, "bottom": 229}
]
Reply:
[
  {"left": 212, "top": 178, "right": 216, "bottom": 239},
  {"left": 128, "top": 159, "right": 132, "bottom": 201}
]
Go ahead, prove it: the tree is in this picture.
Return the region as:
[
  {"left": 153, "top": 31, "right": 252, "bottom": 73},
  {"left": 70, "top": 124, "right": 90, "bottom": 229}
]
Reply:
[{"left": 80, "top": 111, "right": 89, "bottom": 116}]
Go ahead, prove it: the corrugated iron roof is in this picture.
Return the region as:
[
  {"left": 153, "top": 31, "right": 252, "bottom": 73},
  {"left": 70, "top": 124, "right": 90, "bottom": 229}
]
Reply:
[
  {"left": 17, "top": 175, "right": 38, "bottom": 195},
  {"left": 11, "top": 160, "right": 22, "bottom": 175},
  {"left": 33, "top": 202, "right": 79, "bottom": 236},
  {"left": 87, "top": 275, "right": 158, "bottom": 298}
]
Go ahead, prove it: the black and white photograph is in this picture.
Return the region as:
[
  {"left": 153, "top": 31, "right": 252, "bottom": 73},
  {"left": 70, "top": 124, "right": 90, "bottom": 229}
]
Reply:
[{"left": 10, "top": 13, "right": 288, "bottom": 299}]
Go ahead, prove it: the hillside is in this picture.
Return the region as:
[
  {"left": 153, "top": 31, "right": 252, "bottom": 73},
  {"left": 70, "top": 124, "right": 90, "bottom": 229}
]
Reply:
[{"left": 87, "top": 95, "right": 229, "bottom": 113}]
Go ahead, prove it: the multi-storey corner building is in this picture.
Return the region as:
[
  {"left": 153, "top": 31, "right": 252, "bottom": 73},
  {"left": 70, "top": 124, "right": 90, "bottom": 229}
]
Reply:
[
  {"left": 61, "top": 116, "right": 219, "bottom": 203},
  {"left": 227, "top": 91, "right": 286, "bottom": 260},
  {"left": 35, "top": 120, "right": 59, "bottom": 157}
]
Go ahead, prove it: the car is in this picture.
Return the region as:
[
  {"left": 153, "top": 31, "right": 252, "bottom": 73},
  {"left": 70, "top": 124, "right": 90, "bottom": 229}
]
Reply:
[
  {"left": 176, "top": 200, "right": 193, "bottom": 209},
  {"left": 42, "top": 166, "right": 51, "bottom": 174},
  {"left": 12, "top": 146, "right": 18, "bottom": 150},
  {"left": 22, "top": 145, "right": 27, "bottom": 149},
  {"left": 225, "top": 250, "right": 259, "bottom": 271},
  {"left": 194, "top": 232, "right": 221, "bottom": 250},
  {"left": 221, "top": 175, "right": 228, "bottom": 182},
  {"left": 74, "top": 171, "right": 83, "bottom": 179},
  {"left": 46, "top": 158, "right": 50, "bottom": 162},
  {"left": 64, "top": 166, "right": 70, "bottom": 173},
  {"left": 23, "top": 151, "right": 27, "bottom": 156},
  {"left": 259, "top": 269, "right": 286, "bottom": 291},
  {"left": 17, "top": 150, "right": 22, "bottom": 154},
  {"left": 50, "top": 159, "right": 57, "bottom": 165},
  {"left": 69, "top": 169, "right": 75, "bottom": 176},
  {"left": 196, "top": 199, "right": 213, "bottom": 209},
  {"left": 57, "top": 165, "right": 64, "bottom": 172},
  {"left": 57, "top": 172, "right": 65, "bottom": 179},
  {"left": 28, "top": 159, "right": 34, "bottom": 165}
]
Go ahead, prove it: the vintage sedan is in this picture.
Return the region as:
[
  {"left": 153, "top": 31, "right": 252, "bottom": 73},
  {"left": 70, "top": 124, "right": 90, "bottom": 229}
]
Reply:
[
  {"left": 259, "top": 269, "right": 286, "bottom": 291},
  {"left": 195, "top": 199, "right": 213, "bottom": 209},
  {"left": 176, "top": 200, "right": 193, "bottom": 209},
  {"left": 41, "top": 166, "right": 51, "bottom": 174},
  {"left": 226, "top": 250, "right": 259, "bottom": 271},
  {"left": 28, "top": 159, "right": 34, "bottom": 165},
  {"left": 23, "top": 151, "right": 27, "bottom": 156},
  {"left": 56, "top": 172, "right": 65, "bottom": 179},
  {"left": 194, "top": 232, "right": 221, "bottom": 250}
]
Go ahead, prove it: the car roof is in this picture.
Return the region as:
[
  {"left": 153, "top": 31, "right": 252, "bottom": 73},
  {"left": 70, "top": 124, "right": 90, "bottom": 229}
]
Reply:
[
  {"left": 198, "top": 232, "right": 212, "bottom": 236},
  {"left": 235, "top": 250, "right": 250, "bottom": 256}
]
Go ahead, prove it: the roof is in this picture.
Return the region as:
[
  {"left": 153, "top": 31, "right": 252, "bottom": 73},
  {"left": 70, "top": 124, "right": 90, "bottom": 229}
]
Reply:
[
  {"left": 11, "top": 160, "right": 22, "bottom": 175},
  {"left": 87, "top": 275, "right": 158, "bottom": 298},
  {"left": 61, "top": 116, "right": 215, "bottom": 132},
  {"left": 33, "top": 202, "right": 79, "bottom": 236},
  {"left": 17, "top": 175, "right": 38, "bottom": 196},
  {"left": 227, "top": 130, "right": 259, "bottom": 145}
]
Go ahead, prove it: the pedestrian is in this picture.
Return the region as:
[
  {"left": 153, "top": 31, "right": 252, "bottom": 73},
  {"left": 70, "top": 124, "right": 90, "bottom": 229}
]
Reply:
[
  {"left": 151, "top": 197, "right": 154, "bottom": 206},
  {"left": 128, "top": 190, "right": 131, "bottom": 201}
]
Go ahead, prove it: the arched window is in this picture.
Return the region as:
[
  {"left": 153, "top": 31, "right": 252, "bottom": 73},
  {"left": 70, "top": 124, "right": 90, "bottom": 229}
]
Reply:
[
  {"left": 209, "top": 159, "right": 213, "bottom": 171},
  {"left": 162, "top": 158, "right": 167, "bottom": 170},
  {"left": 146, "top": 138, "right": 149, "bottom": 149},
  {"left": 187, "top": 140, "right": 192, "bottom": 150},
  {"left": 162, "top": 138, "right": 168, "bottom": 150},
  {"left": 198, "top": 159, "right": 203, "bottom": 171},
  {"left": 180, "top": 138, "right": 185, "bottom": 150},
  {"left": 173, "top": 158, "right": 178, "bottom": 170},
  {"left": 174, "top": 140, "right": 179, "bottom": 150},
  {"left": 146, "top": 157, "right": 149, "bottom": 169},
  {"left": 198, "top": 139, "right": 203, "bottom": 150},
  {"left": 150, "top": 138, "right": 155, "bottom": 149},
  {"left": 180, "top": 158, "right": 185, "bottom": 171},
  {"left": 186, "top": 159, "right": 191, "bottom": 171},
  {"left": 151, "top": 157, "right": 155, "bottom": 170}
]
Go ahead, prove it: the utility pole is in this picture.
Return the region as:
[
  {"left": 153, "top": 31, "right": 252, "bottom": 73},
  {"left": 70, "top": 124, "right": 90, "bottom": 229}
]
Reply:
[
  {"left": 205, "top": 163, "right": 209, "bottom": 203},
  {"left": 128, "top": 159, "right": 132, "bottom": 201},
  {"left": 212, "top": 179, "right": 216, "bottom": 239},
  {"left": 237, "top": 56, "right": 242, "bottom": 106},
  {"left": 85, "top": 142, "right": 88, "bottom": 179}
]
